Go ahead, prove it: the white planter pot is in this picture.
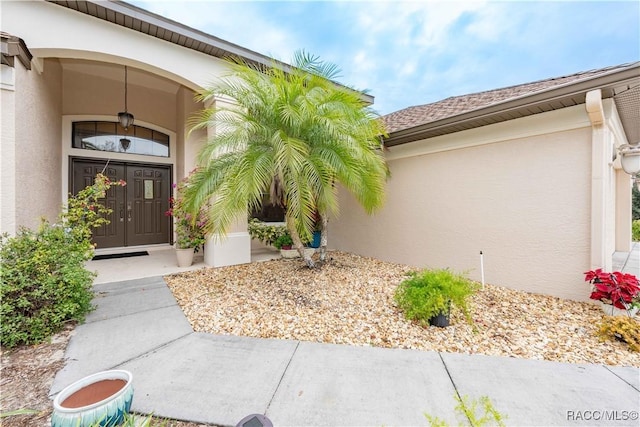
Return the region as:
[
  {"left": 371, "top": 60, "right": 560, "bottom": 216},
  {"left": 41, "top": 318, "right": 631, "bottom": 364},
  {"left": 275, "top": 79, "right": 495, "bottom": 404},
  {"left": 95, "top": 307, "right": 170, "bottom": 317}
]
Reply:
[
  {"left": 280, "top": 248, "right": 316, "bottom": 259},
  {"left": 176, "top": 248, "right": 194, "bottom": 267},
  {"left": 600, "top": 301, "right": 638, "bottom": 317},
  {"left": 52, "top": 370, "right": 133, "bottom": 427}
]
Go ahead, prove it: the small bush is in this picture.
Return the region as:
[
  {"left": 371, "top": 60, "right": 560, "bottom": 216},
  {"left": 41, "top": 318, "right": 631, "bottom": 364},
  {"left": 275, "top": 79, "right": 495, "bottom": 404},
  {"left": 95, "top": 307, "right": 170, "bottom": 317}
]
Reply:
[
  {"left": 394, "top": 269, "right": 479, "bottom": 326},
  {"left": 0, "top": 173, "right": 124, "bottom": 348},
  {"left": 598, "top": 315, "right": 640, "bottom": 352},
  {"left": 0, "top": 224, "right": 95, "bottom": 348},
  {"left": 248, "top": 218, "right": 288, "bottom": 247},
  {"left": 632, "top": 220, "right": 640, "bottom": 242}
]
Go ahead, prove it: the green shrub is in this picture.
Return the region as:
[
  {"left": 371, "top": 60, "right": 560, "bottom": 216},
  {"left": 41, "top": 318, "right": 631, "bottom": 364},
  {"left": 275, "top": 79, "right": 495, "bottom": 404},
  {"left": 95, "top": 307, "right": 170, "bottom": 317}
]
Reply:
[
  {"left": 394, "top": 269, "right": 479, "bottom": 326},
  {"left": 632, "top": 220, "right": 640, "bottom": 242},
  {"left": 0, "top": 223, "right": 95, "bottom": 348},
  {"left": 0, "top": 173, "right": 124, "bottom": 348},
  {"left": 248, "top": 218, "right": 288, "bottom": 246}
]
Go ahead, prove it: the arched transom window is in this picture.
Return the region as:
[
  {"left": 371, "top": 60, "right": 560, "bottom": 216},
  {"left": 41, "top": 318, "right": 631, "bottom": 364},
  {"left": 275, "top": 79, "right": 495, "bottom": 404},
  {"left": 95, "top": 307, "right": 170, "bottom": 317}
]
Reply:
[{"left": 72, "top": 121, "right": 169, "bottom": 157}]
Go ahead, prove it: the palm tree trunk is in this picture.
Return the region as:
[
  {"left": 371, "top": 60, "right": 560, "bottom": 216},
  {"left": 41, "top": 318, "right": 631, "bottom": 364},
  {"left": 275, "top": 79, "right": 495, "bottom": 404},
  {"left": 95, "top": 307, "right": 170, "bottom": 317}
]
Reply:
[
  {"left": 319, "top": 213, "right": 329, "bottom": 262},
  {"left": 286, "top": 215, "right": 315, "bottom": 268}
]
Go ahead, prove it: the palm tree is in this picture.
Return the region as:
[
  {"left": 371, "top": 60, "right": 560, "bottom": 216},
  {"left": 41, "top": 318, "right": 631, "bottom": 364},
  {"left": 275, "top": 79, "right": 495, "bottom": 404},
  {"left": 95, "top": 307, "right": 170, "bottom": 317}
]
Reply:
[{"left": 184, "top": 50, "right": 388, "bottom": 267}]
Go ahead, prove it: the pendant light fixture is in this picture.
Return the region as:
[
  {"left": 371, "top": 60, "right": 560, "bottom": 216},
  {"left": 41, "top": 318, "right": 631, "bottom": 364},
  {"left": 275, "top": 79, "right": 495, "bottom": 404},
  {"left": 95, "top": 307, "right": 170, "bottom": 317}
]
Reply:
[{"left": 118, "top": 65, "right": 134, "bottom": 130}]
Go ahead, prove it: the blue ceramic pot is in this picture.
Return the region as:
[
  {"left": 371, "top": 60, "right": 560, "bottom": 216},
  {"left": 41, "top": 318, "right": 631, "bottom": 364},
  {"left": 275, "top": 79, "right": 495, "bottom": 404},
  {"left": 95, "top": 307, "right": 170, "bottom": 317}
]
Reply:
[
  {"left": 52, "top": 370, "right": 133, "bottom": 427},
  {"left": 310, "top": 231, "right": 321, "bottom": 248}
]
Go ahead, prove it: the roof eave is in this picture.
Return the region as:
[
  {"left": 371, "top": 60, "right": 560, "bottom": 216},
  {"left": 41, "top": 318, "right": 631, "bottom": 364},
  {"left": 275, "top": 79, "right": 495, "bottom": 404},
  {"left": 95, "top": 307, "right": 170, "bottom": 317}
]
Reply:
[
  {"left": 46, "top": 0, "right": 375, "bottom": 105},
  {"left": 385, "top": 62, "right": 640, "bottom": 147}
]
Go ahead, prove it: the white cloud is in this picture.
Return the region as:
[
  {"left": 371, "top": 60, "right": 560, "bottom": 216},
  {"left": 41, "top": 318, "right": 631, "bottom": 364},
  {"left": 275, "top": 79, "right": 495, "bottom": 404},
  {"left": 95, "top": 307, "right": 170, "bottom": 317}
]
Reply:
[
  {"left": 130, "top": 0, "right": 639, "bottom": 115},
  {"left": 133, "top": 1, "right": 297, "bottom": 61}
]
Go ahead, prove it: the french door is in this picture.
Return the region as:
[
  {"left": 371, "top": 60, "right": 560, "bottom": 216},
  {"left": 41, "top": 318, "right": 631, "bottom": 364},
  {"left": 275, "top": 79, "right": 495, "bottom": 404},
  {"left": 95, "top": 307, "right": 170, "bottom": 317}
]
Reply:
[{"left": 71, "top": 158, "right": 171, "bottom": 249}]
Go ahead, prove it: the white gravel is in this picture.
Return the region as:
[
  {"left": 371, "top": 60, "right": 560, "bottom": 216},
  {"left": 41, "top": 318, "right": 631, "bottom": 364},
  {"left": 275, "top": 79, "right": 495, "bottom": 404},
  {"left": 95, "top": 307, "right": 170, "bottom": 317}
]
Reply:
[{"left": 165, "top": 251, "right": 639, "bottom": 367}]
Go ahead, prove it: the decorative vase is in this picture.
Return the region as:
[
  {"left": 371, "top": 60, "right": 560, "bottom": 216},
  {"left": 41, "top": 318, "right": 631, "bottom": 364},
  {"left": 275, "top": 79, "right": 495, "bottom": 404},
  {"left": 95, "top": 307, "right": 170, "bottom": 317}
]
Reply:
[
  {"left": 600, "top": 301, "right": 639, "bottom": 317},
  {"left": 310, "top": 231, "right": 321, "bottom": 248},
  {"left": 176, "top": 247, "right": 194, "bottom": 267},
  {"left": 52, "top": 370, "right": 133, "bottom": 427}
]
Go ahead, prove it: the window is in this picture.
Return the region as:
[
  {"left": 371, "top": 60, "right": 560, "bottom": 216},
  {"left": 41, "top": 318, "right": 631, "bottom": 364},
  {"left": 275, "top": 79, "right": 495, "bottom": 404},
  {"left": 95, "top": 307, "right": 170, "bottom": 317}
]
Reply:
[
  {"left": 250, "top": 193, "right": 285, "bottom": 222},
  {"left": 72, "top": 121, "right": 169, "bottom": 157}
]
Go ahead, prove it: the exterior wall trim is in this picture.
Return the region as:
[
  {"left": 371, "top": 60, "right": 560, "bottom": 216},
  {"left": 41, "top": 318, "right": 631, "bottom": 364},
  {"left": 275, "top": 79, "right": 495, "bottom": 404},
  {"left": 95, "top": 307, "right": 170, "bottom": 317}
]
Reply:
[
  {"left": 1, "top": 33, "right": 33, "bottom": 70},
  {"left": 386, "top": 104, "right": 590, "bottom": 162}
]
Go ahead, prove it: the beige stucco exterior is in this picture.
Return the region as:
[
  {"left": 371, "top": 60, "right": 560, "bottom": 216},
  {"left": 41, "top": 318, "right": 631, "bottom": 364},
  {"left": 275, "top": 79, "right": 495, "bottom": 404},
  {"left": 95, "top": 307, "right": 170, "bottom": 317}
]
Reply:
[
  {"left": 1, "top": 1, "right": 635, "bottom": 298},
  {"left": 330, "top": 102, "right": 630, "bottom": 301},
  {"left": 1, "top": 56, "right": 63, "bottom": 232},
  {"left": 0, "top": 0, "right": 249, "bottom": 267}
]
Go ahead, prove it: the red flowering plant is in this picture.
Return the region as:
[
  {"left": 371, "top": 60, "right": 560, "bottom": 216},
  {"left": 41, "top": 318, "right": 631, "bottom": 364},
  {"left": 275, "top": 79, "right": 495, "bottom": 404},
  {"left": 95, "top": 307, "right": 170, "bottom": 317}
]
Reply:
[
  {"left": 584, "top": 269, "right": 640, "bottom": 310},
  {"left": 165, "top": 175, "right": 208, "bottom": 251}
]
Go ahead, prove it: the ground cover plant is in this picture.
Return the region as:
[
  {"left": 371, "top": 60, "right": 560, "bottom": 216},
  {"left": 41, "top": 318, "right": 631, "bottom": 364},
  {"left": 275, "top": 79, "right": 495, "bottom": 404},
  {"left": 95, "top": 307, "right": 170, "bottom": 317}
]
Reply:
[
  {"left": 424, "top": 394, "right": 507, "bottom": 427},
  {"left": 598, "top": 316, "right": 640, "bottom": 352}
]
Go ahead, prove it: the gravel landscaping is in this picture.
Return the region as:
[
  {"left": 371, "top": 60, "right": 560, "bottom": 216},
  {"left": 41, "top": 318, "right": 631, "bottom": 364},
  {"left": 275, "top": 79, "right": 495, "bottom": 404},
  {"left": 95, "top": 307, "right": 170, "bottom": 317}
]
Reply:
[{"left": 165, "top": 251, "right": 640, "bottom": 368}]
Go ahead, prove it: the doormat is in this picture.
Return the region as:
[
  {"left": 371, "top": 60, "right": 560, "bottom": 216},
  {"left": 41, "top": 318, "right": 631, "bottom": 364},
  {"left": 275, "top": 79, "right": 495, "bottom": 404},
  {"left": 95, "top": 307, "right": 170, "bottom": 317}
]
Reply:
[{"left": 92, "top": 251, "right": 149, "bottom": 261}]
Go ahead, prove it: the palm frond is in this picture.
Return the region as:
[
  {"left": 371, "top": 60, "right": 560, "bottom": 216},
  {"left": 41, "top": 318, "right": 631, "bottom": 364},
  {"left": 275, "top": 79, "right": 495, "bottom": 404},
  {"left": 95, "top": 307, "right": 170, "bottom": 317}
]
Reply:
[{"left": 185, "top": 50, "right": 389, "bottom": 248}]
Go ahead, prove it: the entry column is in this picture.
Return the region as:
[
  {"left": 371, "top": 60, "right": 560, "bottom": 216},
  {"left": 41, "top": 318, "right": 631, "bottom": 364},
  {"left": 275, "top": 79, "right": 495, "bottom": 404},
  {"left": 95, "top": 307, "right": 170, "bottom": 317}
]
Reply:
[{"left": 203, "top": 96, "right": 251, "bottom": 267}]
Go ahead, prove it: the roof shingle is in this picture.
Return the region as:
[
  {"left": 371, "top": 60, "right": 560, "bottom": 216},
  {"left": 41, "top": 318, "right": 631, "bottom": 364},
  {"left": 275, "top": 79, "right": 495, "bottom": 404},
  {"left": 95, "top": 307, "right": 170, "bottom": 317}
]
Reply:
[{"left": 383, "top": 63, "right": 636, "bottom": 134}]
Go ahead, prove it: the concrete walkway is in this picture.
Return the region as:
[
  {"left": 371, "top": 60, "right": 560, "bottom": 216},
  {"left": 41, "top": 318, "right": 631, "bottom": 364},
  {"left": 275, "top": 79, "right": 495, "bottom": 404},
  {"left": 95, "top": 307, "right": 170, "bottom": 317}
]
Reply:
[
  {"left": 51, "top": 244, "right": 640, "bottom": 426},
  {"left": 613, "top": 241, "right": 640, "bottom": 277},
  {"left": 50, "top": 273, "right": 640, "bottom": 426}
]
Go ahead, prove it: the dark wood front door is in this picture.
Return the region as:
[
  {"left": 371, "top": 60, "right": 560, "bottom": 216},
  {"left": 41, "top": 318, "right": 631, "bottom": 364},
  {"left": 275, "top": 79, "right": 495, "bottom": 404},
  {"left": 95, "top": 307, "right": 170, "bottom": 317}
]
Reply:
[{"left": 71, "top": 159, "right": 171, "bottom": 249}]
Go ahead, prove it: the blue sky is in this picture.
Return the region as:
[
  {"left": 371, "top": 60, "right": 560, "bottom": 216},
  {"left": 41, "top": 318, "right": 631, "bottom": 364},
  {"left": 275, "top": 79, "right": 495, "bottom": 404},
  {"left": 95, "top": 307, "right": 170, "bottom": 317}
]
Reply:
[{"left": 132, "top": 1, "right": 639, "bottom": 116}]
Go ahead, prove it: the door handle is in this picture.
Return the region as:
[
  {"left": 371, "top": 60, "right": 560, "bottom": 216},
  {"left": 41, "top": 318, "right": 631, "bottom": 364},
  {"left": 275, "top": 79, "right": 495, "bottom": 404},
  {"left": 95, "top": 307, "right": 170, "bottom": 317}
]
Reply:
[
  {"left": 127, "top": 203, "right": 132, "bottom": 222},
  {"left": 119, "top": 204, "right": 125, "bottom": 222}
]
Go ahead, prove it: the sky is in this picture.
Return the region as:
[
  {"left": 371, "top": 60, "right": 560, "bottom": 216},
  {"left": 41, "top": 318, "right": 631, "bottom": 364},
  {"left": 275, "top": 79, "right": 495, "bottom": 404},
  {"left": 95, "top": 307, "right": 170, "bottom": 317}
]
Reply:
[{"left": 131, "top": 0, "right": 640, "bottom": 116}]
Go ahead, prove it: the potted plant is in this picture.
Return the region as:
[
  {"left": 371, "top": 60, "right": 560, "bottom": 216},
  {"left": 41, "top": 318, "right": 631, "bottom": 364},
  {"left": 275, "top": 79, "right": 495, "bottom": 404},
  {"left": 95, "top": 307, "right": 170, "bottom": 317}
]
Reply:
[
  {"left": 273, "top": 233, "right": 293, "bottom": 250},
  {"left": 308, "top": 210, "right": 322, "bottom": 249},
  {"left": 273, "top": 233, "right": 316, "bottom": 259},
  {"left": 394, "top": 268, "right": 480, "bottom": 327},
  {"left": 165, "top": 176, "right": 207, "bottom": 267},
  {"left": 584, "top": 269, "right": 640, "bottom": 316},
  {"left": 52, "top": 370, "right": 133, "bottom": 427}
]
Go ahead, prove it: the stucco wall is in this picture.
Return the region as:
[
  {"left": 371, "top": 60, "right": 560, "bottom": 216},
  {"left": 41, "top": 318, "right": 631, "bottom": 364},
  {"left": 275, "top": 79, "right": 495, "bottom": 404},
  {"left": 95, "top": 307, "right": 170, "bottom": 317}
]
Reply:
[
  {"left": 330, "top": 110, "right": 593, "bottom": 301},
  {"left": 0, "top": 65, "right": 17, "bottom": 235},
  {"left": 14, "top": 58, "right": 63, "bottom": 229},
  {"left": 62, "top": 69, "right": 177, "bottom": 132}
]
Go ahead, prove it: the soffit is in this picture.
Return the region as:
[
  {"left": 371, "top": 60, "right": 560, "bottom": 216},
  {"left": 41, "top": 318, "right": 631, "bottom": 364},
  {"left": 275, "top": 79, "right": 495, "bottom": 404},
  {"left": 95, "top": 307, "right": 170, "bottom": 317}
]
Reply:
[
  {"left": 613, "top": 83, "right": 640, "bottom": 145},
  {"left": 59, "top": 58, "right": 180, "bottom": 94},
  {"left": 384, "top": 62, "right": 640, "bottom": 147},
  {"left": 46, "top": 0, "right": 375, "bottom": 105},
  {"left": 47, "top": 0, "right": 277, "bottom": 68}
]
